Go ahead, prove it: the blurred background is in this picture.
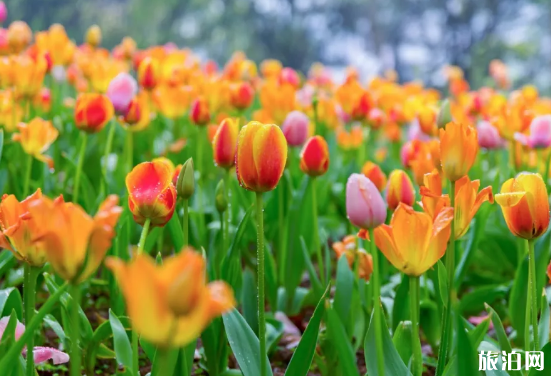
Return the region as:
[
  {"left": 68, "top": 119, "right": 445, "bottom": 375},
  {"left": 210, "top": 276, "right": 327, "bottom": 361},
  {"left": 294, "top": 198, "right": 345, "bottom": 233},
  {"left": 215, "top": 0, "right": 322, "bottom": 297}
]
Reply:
[{"left": 6, "top": 0, "right": 551, "bottom": 92}]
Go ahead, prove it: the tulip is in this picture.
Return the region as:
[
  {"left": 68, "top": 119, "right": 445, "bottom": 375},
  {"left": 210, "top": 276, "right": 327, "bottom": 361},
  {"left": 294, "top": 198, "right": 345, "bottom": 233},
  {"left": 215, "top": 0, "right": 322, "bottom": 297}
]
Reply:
[
  {"left": 215, "top": 180, "right": 228, "bottom": 214},
  {"left": 138, "top": 56, "right": 159, "bottom": 90},
  {"left": 439, "top": 122, "right": 478, "bottom": 182},
  {"left": 106, "top": 249, "right": 235, "bottom": 349},
  {"left": 230, "top": 81, "right": 254, "bottom": 110},
  {"left": 453, "top": 176, "right": 494, "bottom": 238},
  {"left": 346, "top": 173, "right": 386, "bottom": 230},
  {"left": 11, "top": 54, "right": 48, "bottom": 99},
  {"left": 74, "top": 93, "right": 115, "bottom": 133},
  {"left": 12, "top": 118, "right": 58, "bottom": 168},
  {"left": 212, "top": 118, "right": 238, "bottom": 169},
  {"left": 85, "top": 25, "right": 101, "bottom": 48},
  {"left": 436, "top": 99, "right": 452, "bottom": 129},
  {"left": 336, "top": 125, "right": 363, "bottom": 150},
  {"left": 386, "top": 170, "right": 415, "bottom": 211},
  {"left": 300, "top": 136, "right": 329, "bottom": 177},
  {"left": 332, "top": 235, "right": 373, "bottom": 281},
  {"left": 0, "top": 2, "right": 6, "bottom": 24},
  {"left": 107, "top": 72, "right": 138, "bottom": 114},
  {"left": 350, "top": 92, "right": 373, "bottom": 121},
  {"left": 236, "top": 121, "right": 287, "bottom": 192},
  {"left": 282, "top": 110, "right": 309, "bottom": 147},
  {"left": 419, "top": 169, "right": 450, "bottom": 220},
  {"left": 126, "top": 161, "right": 177, "bottom": 228},
  {"left": 190, "top": 96, "right": 211, "bottom": 126},
  {"left": 362, "top": 161, "right": 387, "bottom": 192},
  {"left": 514, "top": 115, "right": 551, "bottom": 149},
  {"left": 120, "top": 93, "right": 150, "bottom": 132},
  {"left": 7, "top": 21, "right": 32, "bottom": 53},
  {"left": 176, "top": 158, "right": 195, "bottom": 201},
  {"left": 477, "top": 120, "right": 504, "bottom": 150},
  {"left": 153, "top": 85, "right": 190, "bottom": 120}
]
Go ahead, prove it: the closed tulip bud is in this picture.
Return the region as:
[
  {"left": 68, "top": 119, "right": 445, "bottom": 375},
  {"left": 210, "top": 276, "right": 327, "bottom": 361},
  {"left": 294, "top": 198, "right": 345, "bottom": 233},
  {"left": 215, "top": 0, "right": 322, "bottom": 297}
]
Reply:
[
  {"left": 495, "top": 172, "right": 549, "bottom": 240},
  {"left": 477, "top": 120, "right": 504, "bottom": 150},
  {"left": 138, "top": 56, "right": 159, "bottom": 90},
  {"left": 436, "top": 99, "right": 452, "bottom": 129},
  {"left": 215, "top": 180, "right": 228, "bottom": 213},
  {"left": 230, "top": 82, "right": 254, "bottom": 110},
  {"left": 74, "top": 93, "right": 114, "bottom": 133},
  {"left": 0, "top": 2, "right": 6, "bottom": 24},
  {"left": 85, "top": 25, "right": 101, "bottom": 48},
  {"left": 126, "top": 161, "right": 177, "bottom": 227},
  {"left": 361, "top": 161, "right": 387, "bottom": 192},
  {"left": 236, "top": 121, "right": 287, "bottom": 192},
  {"left": 282, "top": 110, "right": 309, "bottom": 147},
  {"left": 279, "top": 67, "right": 300, "bottom": 88},
  {"left": 7, "top": 21, "right": 32, "bottom": 53},
  {"left": 386, "top": 170, "right": 415, "bottom": 211},
  {"left": 12, "top": 118, "right": 58, "bottom": 168},
  {"left": 346, "top": 173, "right": 386, "bottom": 229},
  {"left": 300, "top": 136, "right": 329, "bottom": 177},
  {"left": 514, "top": 115, "right": 551, "bottom": 149},
  {"left": 176, "top": 158, "right": 195, "bottom": 200},
  {"left": 439, "top": 122, "right": 478, "bottom": 182},
  {"left": 190, "top": 97, "right": 210, "bottom": 126},
  {"left": 107, "top": 72, "right": 138, "bottom": 114},
  {"left": 212, "top": 118, "right": 238, "bottom": 169},
  {"left": 351, "top": 92, "right": 373, "bottom": 121}
]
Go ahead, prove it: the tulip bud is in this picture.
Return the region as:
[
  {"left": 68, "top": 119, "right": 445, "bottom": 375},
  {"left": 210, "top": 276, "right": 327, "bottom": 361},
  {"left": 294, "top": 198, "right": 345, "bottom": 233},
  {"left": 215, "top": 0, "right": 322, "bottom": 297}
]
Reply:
[
  {"left": 436, "top": 99, "right": 452, "bottom": 129},
  {"left": 282, "top": 110, "right": 309, "bottom": 147},
  {"left": 477, "top": 120, "right": 504, "bottom": 150},
  {"left": 190, "top": 97, "right": 210, "bottom": 126},
  {"left": 0, "top": 2, "right": 7, "bottom": 24},
  {"left": 215, "top": 180, "right": 228, "bottom": 213},
  {"left": 346, "top": 173, "right": 386, "bottom": 229},
  {"left": 138, "top": 57, "right": 159, "bottom": 90},
  {"left": 514, "top": 115, "right": 551, "bottom": 149},
  {"left": 107, "top": 72, "right": 138, "bottom": 115},
  {"left": 230, "top": 82, "right": 254, "bottom": 110},
  {"left": 386, "top": 170, "right": 415, "bottom": 211},
  {"left": 361, "top": 161, "right": 387, "bottom": 192},
  {"left": 85, "top": 25, "right": 102, "bottom": 48},
  {"left": 300, "top": 136, "right": 329, "bottom": 177},
  {"left": 439, "top": 122, "right": 478, "bottom": 182},
  {"left": 177, "top": 158, "right": 195, "bottom": 199},
  {"left": 212, "top": 118, "right": 238, "bottom": 169},
  {"left": 74, "top": 93, "right": 114, "bottom": 134}
]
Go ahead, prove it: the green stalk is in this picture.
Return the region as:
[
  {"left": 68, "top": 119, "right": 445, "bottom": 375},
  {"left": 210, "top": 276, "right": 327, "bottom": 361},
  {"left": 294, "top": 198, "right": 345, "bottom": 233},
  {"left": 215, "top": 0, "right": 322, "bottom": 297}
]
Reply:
[
  {"left": 69, "top": 284, "right": 81, "bottom": 376},
  {"left": 102, "top": 119, "right": 116, "bottom": 179},
  {"left": 524, "top": 271, "right": 532, "bottom": 352},
  {"left": 311, "top": 177, "right": 325, "bottom": 285},
  {"left": 196, "top": 127, "right": 206, "bottom": 240},
  {"left": 73, "top": 133, "right": 88, "bottom": 204},
  {"left": 23, "top": 153, "right": 33, "bottom": 198},
  {"left": 410, "top": 276, "right": 423, "bottom": 376},
  {"left": 24, "top": 265, "right": 38, "bottom": 376},
  {"left": 256, "top": 192, "right": 267, "bottom": 376},
  {"left": 369, "top": 227, "right": 385, "bottom": 376},
  {"left": 152, "top": 348, "right": 174, "bottom": 376},
  {"left": 435, "top": 181, "right": 456, "bottom": 376},
  {"left": 137, "top": 218, "right": 151, "bottom": 255},
  {"left": 277, "top": 181, "right": 284, "bottom": 280},
  {"left": 528, "top": 239, "right": 539, "bottom": 350},
  {"left": 183, "top": 199, "right": 189, "bottom": 248},
  {"left": 126, "top": 130, "right": 134, "bottom": 174},
  {"left": 0, "top": 282, "right": 69, "bottom": 370}
]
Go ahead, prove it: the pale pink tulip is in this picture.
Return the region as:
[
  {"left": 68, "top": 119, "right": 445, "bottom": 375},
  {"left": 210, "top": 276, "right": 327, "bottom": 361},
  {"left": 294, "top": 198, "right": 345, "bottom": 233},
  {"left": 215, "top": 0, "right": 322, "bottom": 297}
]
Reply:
[
  {"left": 107, "top": 72, "right": 138, "bottom": 114},
  {"left": 346, "top": 173, "right": 387, "bottom": 229},
  {"left": 282, "top": 110, "right": 309, "bottom": 147},
  {"left": 477, "top": 120, "right": 504, "bottom": 150},
  {"left": 514, "top": 115, "right": 551, "bottom": 149}
]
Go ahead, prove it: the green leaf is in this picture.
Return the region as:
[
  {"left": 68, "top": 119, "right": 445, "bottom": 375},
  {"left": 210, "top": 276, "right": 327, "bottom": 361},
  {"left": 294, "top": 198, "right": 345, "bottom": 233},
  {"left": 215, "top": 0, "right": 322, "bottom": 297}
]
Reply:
[
  {"left": 466, "top": 315, "right": 491, "bottom": 351},
  {"left": 438, "top": 260, "right": 448, "bottom": 308},
  {"left": 392, "top": 321, "right": 413, "bottom": 367},
  {"left": 85, "top": 315, "right": 132, "bottom": 374},
  {"left": 266, "top": 318, "right": 284, "bottom": 354},
  {"left": 528, "top": 341, "right": 551, "bottom": 375},
  {"left": 109, "top": 309, "right": 133, "bottom": 371},
  {"left": 242, "top": 269, "right": 259, "bottom": 335},
  {"left": 484, "top": 303, "right": 513, "bottom": 354},
  {"left": 392, "top": 275, "right": 410, "bottom": 332},
  {"left": 285, "top": 285, "right": 330, "bottom": 376},
  {"left": 0, "top": 129, "right": 4, "bottom": 163},
  {"left": 539, "top": 290, "right": 550, "bottom": 350},
  {"left": 334, "top": 255, "right": 354, "bottom": 334},
  {"left": 300, "top": 236, "right": 323, "bottom": 298},
  {"left": 0, "top": 288, "right": 23, "bottom": 321},
  {"left": 455, "top": 312, "right": 479, "bottom": 376},
  {"left": 166, "top": 213, "right": 184, "bottom": 251},
  {"left": 223, "top": 309, "right": 273, "bottom": 376},
  {"left": 477, "top": 341, "right": 511, "bottom": 376},
  {"left": 0, "top": 310, "right": 21, "bottom": 371},
  {"left": 326, "top": 307, "right": 360, "bottom": 376},
  {"left": 419, "top": 299, "right": 441, "bottom": 351},
  {"left": 458, "top": 285, "right": 508, "bottom": 316}
]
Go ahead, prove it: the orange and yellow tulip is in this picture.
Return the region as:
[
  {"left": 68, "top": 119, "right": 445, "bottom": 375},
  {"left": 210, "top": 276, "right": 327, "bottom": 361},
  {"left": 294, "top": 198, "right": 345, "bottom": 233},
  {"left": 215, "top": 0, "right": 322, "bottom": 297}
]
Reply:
[
  {"left": 190, "top": 96, "right": 211, "bottom": 126},
  {"left": 120, "top": 93, "right": 151, "bottom": 132},
  {"left": 106, "top": 249, "right": 235, "bottom": 348},
  {"left": 153, "top": 85, "right": 191, "bottom": 120},
  {"left": 229, "top": 81, "right": 254, "bottom": 110},
  {"left": 12, "top": 118, "right": 58, "bottom": 168},
  {"left": 300, "top": 136, "right": 329, "bottom": 177},
  {"left": 386, "top": 170, "right": 415, "bottom": 211},
  {"left": 126, "top": 161, "right": 177, "bottom": 227},
  {"left": 138, "top": 56, "right": 159, "bottom": 90},
  {"left": 85, "top": 25, "right": 102, "bottom": 48},
  {"left": 439, "top": 122, "right": 478, "bottom": 182},
  {"left": 236, "top": 121, "right": 287, "bottom": 192},
  {"left": 453, "top": 176, "right": 494, "bottom": 238},
  {"left": 361, "top": 161, "right": 387, "bottom": 192},
  {"left": 495, "top": 172, "right": 549, "bottom": 240},
  {"left": 212, "top": 118, "right": 238, "bottom": 170},
  {"left": 7, "top": 21, "right": 32, "bottom": 53},
  {"left": 332, "top": 235, "right": 373, "bottom": 280},
  {"left": 10, "top": 54, "right": 48, "bottom": 99},
  {"left": 74, "top": 93, "right": 114, "bottom": 133}
]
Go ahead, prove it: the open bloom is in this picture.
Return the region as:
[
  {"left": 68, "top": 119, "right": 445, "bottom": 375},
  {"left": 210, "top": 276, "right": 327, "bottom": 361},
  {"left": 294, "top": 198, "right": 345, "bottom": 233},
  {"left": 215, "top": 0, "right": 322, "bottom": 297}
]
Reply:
[
  {"left": 106, "top": 249, "right": 235, "bottom": 348},
  {"left": 300, "top": 136, "right": 329, "bottom": 177},
  {"left": 27, "top": 195, "right": 121, "bottom": 282},
  {"left": 386, "top": 170, "right": 415, "bottom": 211},
  {"left": 346, "top": 173, "right": 386, "bottom": 230},
  {"left": 439, "top": 122, "right": 478, "bottom": 182},
  {"left": 74, "top": 93, "right": 114, "bottom": 133},
  {"left": 126, "top": 161, "right": 177, "bottom": 227},
  {"left": 373, "top": 203, "right": 454, "bottom": 277},
  {"left": 282, "top": 110, "right": 309, "bottom": 147},
  {"left": 362, "top": 161, "right": 387, "bottom": 192},
  {"left": 236, "top": 121, "right": 287, "bottom": 192},
  {"left": 332, "top": 235, "right": 373, "bottom": 280},
  {"left": 495, "top": 172, "right": 549, "bottom": 240},
  {"left": 212, "top": 118, "right": 238, "bottom": 170},
  {"left": 514, "top": 115, "right": 551, "bottom": 149},
  {"left": 12, "top": 118, "right": 58, "bottom": 168},
  {"left": 107, "top": 72, "right": 138, "bottom": 114}
]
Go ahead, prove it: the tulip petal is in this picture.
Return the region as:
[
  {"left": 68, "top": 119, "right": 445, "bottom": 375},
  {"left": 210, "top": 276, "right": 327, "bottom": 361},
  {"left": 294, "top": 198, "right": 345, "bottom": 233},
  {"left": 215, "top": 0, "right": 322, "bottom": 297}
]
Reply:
[{"left": 30, "top": 347, "right": 70, "bottom": 365}]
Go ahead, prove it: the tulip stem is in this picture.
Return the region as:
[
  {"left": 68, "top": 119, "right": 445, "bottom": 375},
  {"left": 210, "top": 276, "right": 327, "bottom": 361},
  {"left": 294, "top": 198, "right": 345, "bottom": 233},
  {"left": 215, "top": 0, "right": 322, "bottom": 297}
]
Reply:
[
  {"left": 311, "top": 177, "right": 325, "bottom": 285},
  {"left": 24, "top": 265, "right": 39, "bottom": 376},
  {"left": 102, "top": 119, "right": 116, "bottom": 181},
  {"left": 436, "top": 181, "right": 456, "bottom": 376},
  {"left": 73, "top": 132, "right": 88, "bottom": 204},
  {"left": 528, "top": 239, "right": 539, "bottom": 350},
  {"left": 183, "top": 199, "right": 189, "bottom": 248},
  {"left": 23, "top": 153, "right": 33, "bottom": 198},
  {"left": 70, "top": 283, "right": 81, "bottom": 376},
  {"left": 255, "top": 192, "right": 267, "bottom": 376},
  {"left": 0, "top": 281, "right": 69, "bottom": 371},
  {"left": 409, "top": 276, "right": 423, "bottom": 376},
  {"left": 126, "top": 130, "right": 134, "bottom": 174},
  {"left": 369, "top": 227, "right": 385, "bottom": 376},
  {"left": 152, "top": 348, "right": 176, "bottom": 376},
  {"left": 138, "top": 218, "right": 151, "bottom": 255}
]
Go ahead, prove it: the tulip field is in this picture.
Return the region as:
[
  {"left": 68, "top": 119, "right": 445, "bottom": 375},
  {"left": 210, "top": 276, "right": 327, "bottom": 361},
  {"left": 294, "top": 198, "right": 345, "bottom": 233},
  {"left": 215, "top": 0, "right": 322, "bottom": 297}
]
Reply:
[{"left": 2, "top": 6, "right": 551, "bottom": 376}]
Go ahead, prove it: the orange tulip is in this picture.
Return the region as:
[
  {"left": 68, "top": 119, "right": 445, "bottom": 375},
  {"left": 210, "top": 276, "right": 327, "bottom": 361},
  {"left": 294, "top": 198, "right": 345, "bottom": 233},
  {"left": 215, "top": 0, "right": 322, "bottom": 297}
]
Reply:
[
  {"left": 362, "top": 161, "right": 387, "bottom": 192},
  {"left": 106, "top": 249, "right": 235, "bottom": 348},
  {"left": 0, "top": 189, "right": 47, "bottom": 266},
  {"left": 212, "top": 118, "right": 238, "bottom": 170},
  {"left": 138, "top": 56, "right": 159, "bottom": 90},
  {"left": 153, "top": 85, "right": 191, "bottom": 120},
  {"left": 35, "top": 24, "right": 75, "bottom": 66},
  {"left": 439, "top": 122, "right": 478, "bottom": 182},
  {"left": 230, "top": 82, "right": 254, "bottom": 110},
  {"left": 10, "top": 54, "right": 48, "bottom": 99},
  {"left": 12, "top": 118, "right": 58, "bottom": 168},
  {"left": 74, "top": 93, "right": 114, "bottom": 133},
  {"left": 453, "top": 176, "right": 494, "bottom": 238},
  {"left": 495, "top": 172, "right": 549, "bottom": 240},
  {"left": 336, "top": 125, "right": 363, "bottom": 150},
  {"left": 0, "top": 90, "right": 23, "bottom": 132},
  {"left": 126, "top": 161, "right": 177, "bottom": 227},
  {"left": 27, "top": 194, "right": 122, "bottom": 282},
  {"left": 332, "top": 235, "right": 373, "bottom": 280},
  {"left": 300, "top": 136, "right": 329, "bottom": 177},
  {"left": 386, "top": 170, "right": 415, "bottom": 211},
  {"left": 236, "top": 121, "right": 287, "bottom": 192},
  {"left": 7, "top": 21, "right": 32, "bottom": 53},
  {"left": 419, "top": 169, "right": 449, "bottom": 220},
  {"left": 372, "top": 203, "right": 454, "bottom": 276},
  {"left": 190, "top": 96, "right": 211, "bottom": 126},
  {"left": 120, "top": 93, "right": 151, "bottom": 132}
]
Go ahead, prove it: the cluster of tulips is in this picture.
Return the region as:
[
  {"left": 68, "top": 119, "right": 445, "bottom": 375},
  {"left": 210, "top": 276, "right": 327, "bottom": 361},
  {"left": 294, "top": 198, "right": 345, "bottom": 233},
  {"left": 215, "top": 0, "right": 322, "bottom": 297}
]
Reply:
[{"left": 1, "top": 2, "right": 551, "bottom": 375}]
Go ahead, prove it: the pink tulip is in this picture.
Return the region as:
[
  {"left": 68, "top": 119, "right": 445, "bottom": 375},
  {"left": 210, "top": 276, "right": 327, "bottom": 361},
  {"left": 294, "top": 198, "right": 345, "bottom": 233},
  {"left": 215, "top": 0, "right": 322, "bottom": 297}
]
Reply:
[
  {"left": 107, "top": 72, "right": 138, "bottom": 114},
  {"left": 282, "top": 110, "right": 309, "bottom": 147},
  {"left": 0, "top": 2, "right": 7, "bottom": 24},
  {"left": 0, "top": 317, "right": 69, "bottom": 365},
  {"left": 346, "top": 173, "right": 387, "bottom": 229},
  {"left": 407, "top": 120, "right": 431, "bottom": 142},
  {"left": 477, "top": 120, "right": 504, "bottom": 150},
  {"left": 514, "top": 115, "right": 551, "bottom": 149}
]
